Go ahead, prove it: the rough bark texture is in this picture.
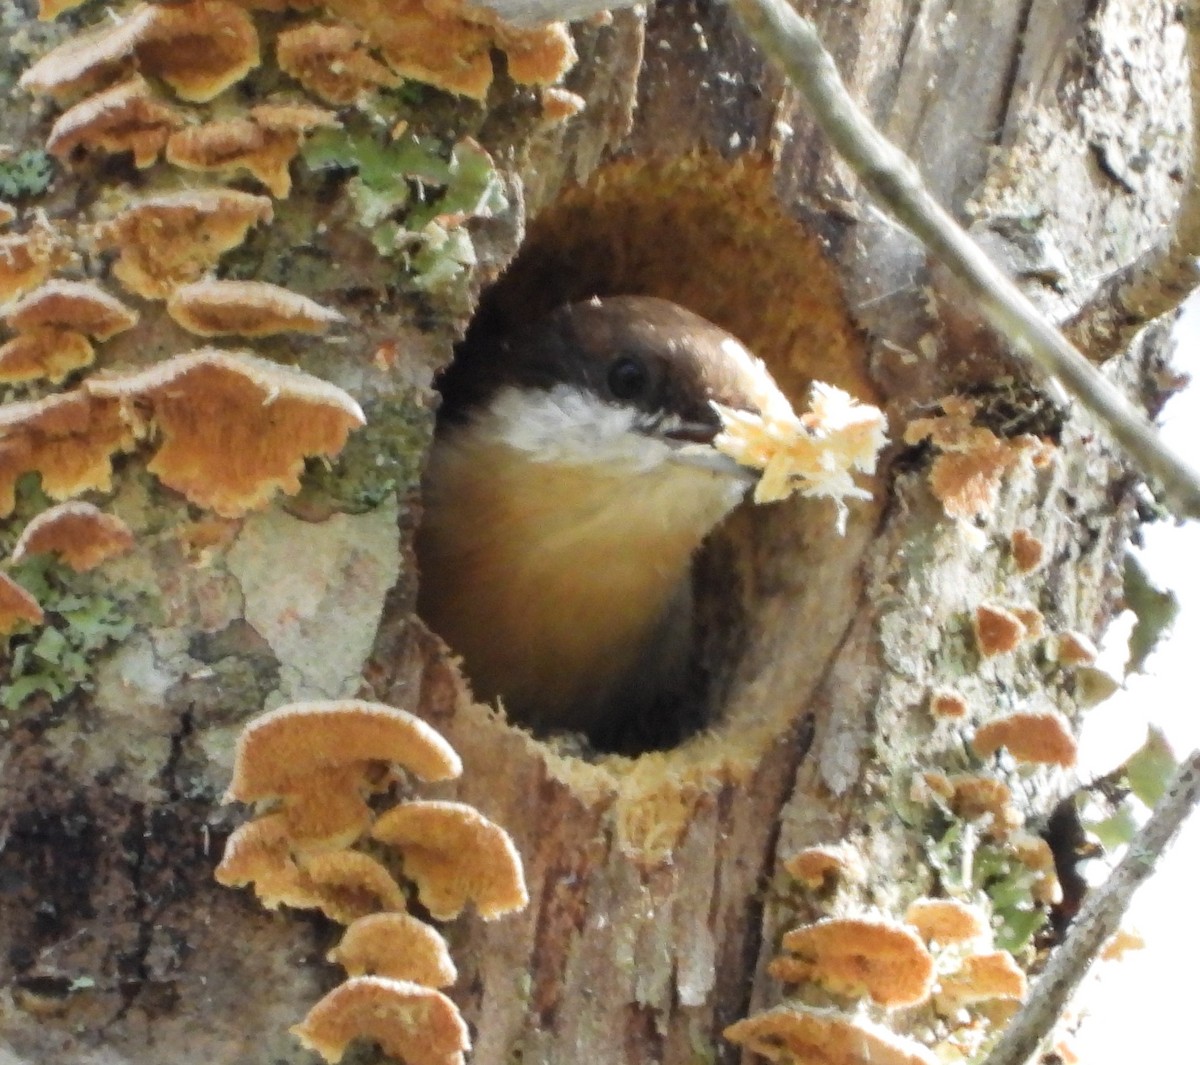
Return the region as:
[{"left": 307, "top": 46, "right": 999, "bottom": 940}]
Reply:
[{"left": 0, "top": 0, "right": 1189, "bottom": 1064}]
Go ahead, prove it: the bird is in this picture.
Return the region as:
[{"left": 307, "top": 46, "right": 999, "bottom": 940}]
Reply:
[{"left": 415, "top": 295, "right": 772, "bottom": 751}]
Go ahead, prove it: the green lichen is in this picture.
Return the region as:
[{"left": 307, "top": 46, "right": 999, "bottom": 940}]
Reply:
[
  {"left": 301, "top": 126, "right": 506, "bottom": 297},
  {"left": 0, "top": 555, "right": 135, "bottom": 713},
  {"left": 0, "top": 149, "right": 55, "bottom": 202},
  {"left": 924, "top": 821, "right": 1046, "bottom": 955}
]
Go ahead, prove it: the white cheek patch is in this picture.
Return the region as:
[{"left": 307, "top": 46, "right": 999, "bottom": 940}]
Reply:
[{"left": 470, "top": 384, "right": 675, "bottom": 473}]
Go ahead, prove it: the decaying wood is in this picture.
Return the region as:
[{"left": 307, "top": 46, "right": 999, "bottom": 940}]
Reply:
[{"left": 0, "top": 1, "right": 1190, "bottom": 1064}]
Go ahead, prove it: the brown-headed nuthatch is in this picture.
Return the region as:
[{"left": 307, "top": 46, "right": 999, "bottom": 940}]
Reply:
[{"left": 416, "top": 295, "right": 771, "bottom": 748}]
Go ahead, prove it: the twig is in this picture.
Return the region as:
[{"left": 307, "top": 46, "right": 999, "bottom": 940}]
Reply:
[
  {"left": 981, "top": 749, "right": 1200, "bottom": 1065},
  {"left": 727, "top": 0, "right": 1200, "bottom": 521}
]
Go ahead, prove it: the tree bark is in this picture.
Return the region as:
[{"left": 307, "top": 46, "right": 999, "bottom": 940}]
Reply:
[{"left": 0, "top": 0, "right": 1188, "bottom": 1064}]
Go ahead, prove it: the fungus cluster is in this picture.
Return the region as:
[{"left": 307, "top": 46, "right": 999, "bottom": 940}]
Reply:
[
  {"left": 0, "top": 279, "right": 137, "bottom": 385},
  {"left": 749, "top": 857, "right": 1032, "bottom": 1062},
  {"left": 217, "top": 700, "right": 528, "bottom": 1065},
  {"left": 28, "top": 0, "right": 579, "bottom": 117},
  {"left": 904, "top": 396, "right": 1054, "bottom": 520}
]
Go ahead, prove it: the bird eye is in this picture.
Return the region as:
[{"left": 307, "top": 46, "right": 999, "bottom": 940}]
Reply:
[{"left": 607, "top": 354, "right": 649, "bottom": 401}]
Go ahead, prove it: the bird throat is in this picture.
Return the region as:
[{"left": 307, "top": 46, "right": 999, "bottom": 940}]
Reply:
[{"left": 416, "top": 429, "right": 738, "bottom": 739}]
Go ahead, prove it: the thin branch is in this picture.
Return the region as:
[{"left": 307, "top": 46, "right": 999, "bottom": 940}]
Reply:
[
  {"left": 1067, "top": 2, "right": 1200, "bottom": 360},
  {"left": 727, "top": 0, "right": 1200, "bottom": 521},
  {"left": 981, "top": 749, "right": 1200, "bottom": 1065}
]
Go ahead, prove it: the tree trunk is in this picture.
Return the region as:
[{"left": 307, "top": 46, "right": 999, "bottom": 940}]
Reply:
[{"left": 0, "top": 1, "right": 1187, "bottom": 1063}]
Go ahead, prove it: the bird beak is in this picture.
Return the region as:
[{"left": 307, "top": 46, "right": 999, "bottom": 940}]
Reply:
[{"left": 659, "top": 420, "right": 758, "bottom": 484}]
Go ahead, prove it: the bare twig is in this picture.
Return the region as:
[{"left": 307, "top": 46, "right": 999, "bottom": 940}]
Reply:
[
  {"left": 981, "top": 749, "right": 1200, "bottom": 1065},
  {"left": 728, "top": 0, "right": 1200, "bottom": 521}
]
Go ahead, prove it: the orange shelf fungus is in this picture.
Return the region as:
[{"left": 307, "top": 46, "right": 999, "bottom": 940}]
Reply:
[
  {"left": 769, "top": 917, "right": 935, "bottom": 1008},
  {"left": 971, "top": 710, "right": 1078, "bottom": 768},
  {"left": 329, "top": 912, "right": 457, "bottom": 988},
  {"left": 725, "top": 1004, "right": 938, "bottom": 1065},
  {"left": 88, "top": 350, "right": 365, "bottom": 516},
  {"left": 12, "top": 501, "right": 134, "bottom": 572},
  {"left": 783, "top": 843, "right": 864, "bottom": 890},
  {"left": 46, "top": 76, "right": 185, "bottom": 168},
  {"left": 1054, "top": 630, "right": 1099, "bottom": 667},
  {"left": 904, "top": 396, "right": 1053, "bottom": 520},
  {"left": 0, "top": 572, "right": 44, "bottom": 634},
  {"left": 0, "top": 390, "right": 133, "bottom": 517},
  {"left": 1009, "top": 831, "right": 1062, "bottom": 906},
  {"left": 903, "top": 898, "right": 989, "bottom": 947},
  {"left": 0, "top": 329, "right": 95, "bottom": 385},
  {"left": 216, "top": 816, "right": 407, "bottom": 923},
  {"left": 1010, "top": 528, "right": 1045, "bottom": 573},
  {"left": 6, "top": 280, "right": 137, "bottom": 341},
  {"left": 540, "top": 86, "right": 585, "bottom": 123},
  {"left": 0, "top": 223, "right": 73, "bottom": 305},
  {"left": 947, "top": 774, "right": 1022, "bottom": 836},
  {"left": 370, "top": 800, "right": 529, "bottom": 921},
  {"left": 973, "top": 603, "right": 1029, "bottom": 657},
  {"left": 166, "top": 280, "right": 344, "bottom": 338},
  {"left": 935, "top": 951, "right": 1027, "bottom": 1009},
  {"left": 20, "top": 0, "right": 260, "bottom": 103},
  {"left": 302, "top": 0, "right": 577, "bottom": 101},
  {"left": 227, "top": 700, "right": 462, "bottom": 802},
  {"left": 0, "top": 203, "right": 15, "bottom": 228},
  {"left": 292, "top": 977, "right": 469, "bottom": 1065},
  {"left": 929, "top": 688, "right": 969, "bottom": 720},
  {"left": 275, "top": 24, "right": 402, "bottom": 105},
  {"left": 96, "top": 190, "right": 273, "bottom": 299},
  {"left": 165, "top": 105, "right": 338, "bottom": 198}
]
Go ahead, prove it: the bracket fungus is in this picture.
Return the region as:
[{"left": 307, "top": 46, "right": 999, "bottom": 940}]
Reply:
[
  {"left": 20, "top": 0, "right": 260, "bottom": 103},
  {"left": 307, "top": 0, "right": 578, "bottom": 101},
  {"left": 5, "top": 280, "right": 137, "bottom": 342},
  {"left": 328, "top": 912, "right": 457, "bottom": 988},
  {"left": 275, "top": 23, "right": 403, "bottom": 104},
  {"left": 12, "top": 501, "right": 134, "bottom": 571},
  {"left": 768, "top": 917, "right": 935, "bottom": 1008},
  {"left": 973, "top": 603, "right": 1031, "bottom": 657},
  {"left": 903, "top": 898, "right": 989, "bottom": 948},
  {"left": 1009, "top": 831, "right": 1062, "bottom": 906},
  {"left": 370, "top": 800, "right": 529, "bottom": 921},
  {"left": 1054, "top": 630, "right": 1099, "bottom": 667},
  {"left": 0, "top": 390, "right": 132, "bottom": 516},
  {"left": 904, "top": 397, "right": 1053, "bottom": 520},
  {"left": 925, "top": 774, "right": 1023, "bottom": 838},
  {"left": 0, "top": 329, "right": 95, "bottom": 385},
  {"left": 165, "top": 280, "right": 345, "bottom": 337},
  {"left": 929, "top": 688, "right": 969, "bottom": 720},
  {"left": 46, "top": 76, "right": 185, "bottom": 168},
  {"left": 724, "top": 1004, "right": 938, "bottom": 1065},
  {"left": 88, "top": 350, "right": 365, "bottom": 516},
  {"left": 0, "top": 224, "right": 73, "bottom": 305},
  {"left": 1010, "top": 528, "right": 1046, "bottom": 573},
  {"left": 0, "top": 204, "right": 15, "bottom": 228},
  {"left": 783, "top": 843, "right": 865, "bottom": 891},
  {"left": 165, "top": 105, "right": 339, "bottom": 198},
  {"left": 96, "top": 190, "right": 273, "bottom": 299},
  {"left": 971, "top": 710, "right": 1078, "bottom": 768},
  {"left": 226, "top": 700, "right": 463, "bottom": 802},
  {"left": 292, "top": 977, "right": 469, "bottom": 1065},
  {"left": 0, "top": 572, "right": 44, "bottom": 634},
  {"left": 935, "top": 951, "right": 1027, "bottom": 1010},
  {"left": 216, "top": 816, "right": 408, "bottom": 923}
]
